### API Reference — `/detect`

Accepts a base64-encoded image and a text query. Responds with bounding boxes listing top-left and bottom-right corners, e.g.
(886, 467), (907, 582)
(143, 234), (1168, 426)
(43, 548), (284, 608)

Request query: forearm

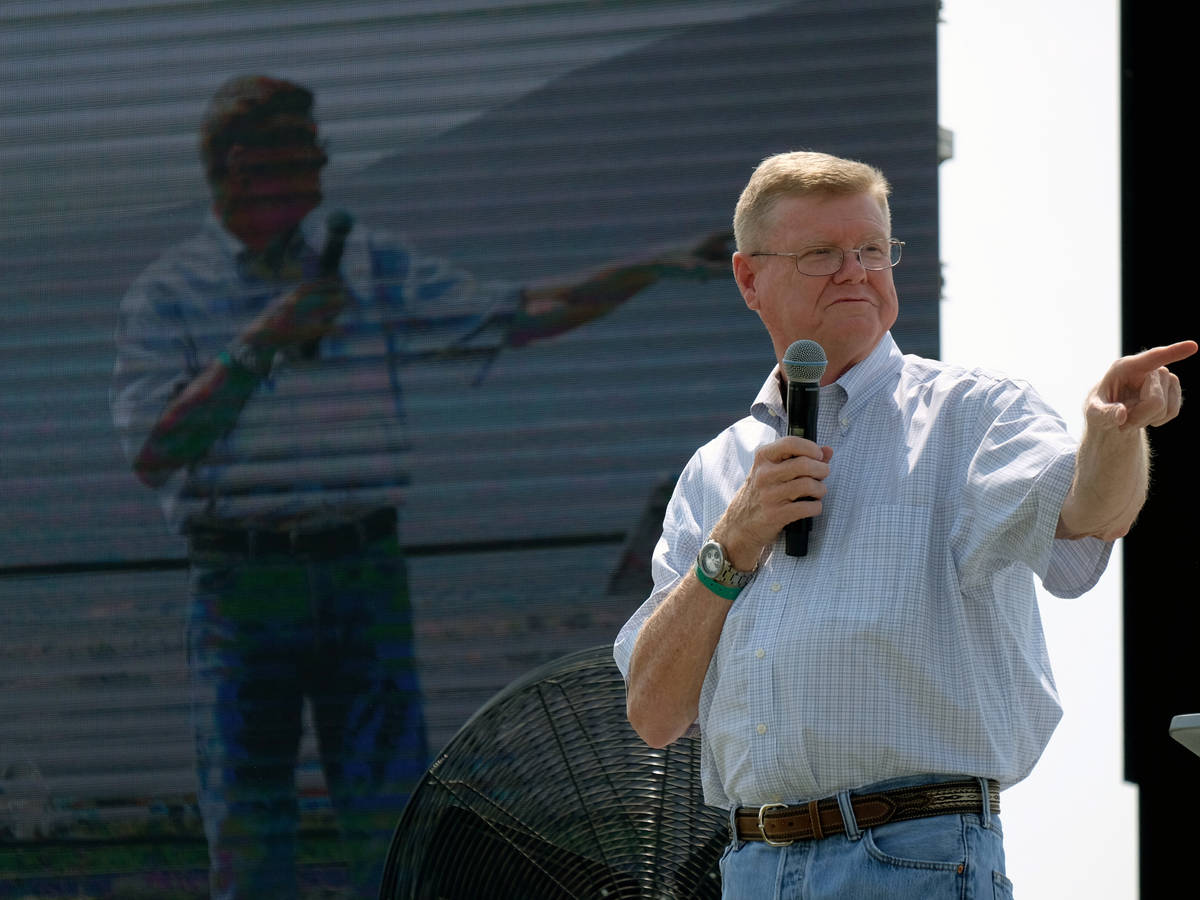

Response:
(1057, 339), (1195, 539)
(1057, 424), (1149, 541)
(625, 436), (832, 746)
(511, 235), (727, 345)
(132, 353), (262, 488)
(626, 571), (733, 748)
(511, 263), (661, 345)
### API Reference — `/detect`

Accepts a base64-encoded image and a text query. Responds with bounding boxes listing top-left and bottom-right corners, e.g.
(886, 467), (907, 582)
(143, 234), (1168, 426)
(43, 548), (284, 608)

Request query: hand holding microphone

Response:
(238, 212), (352, 363)
(709, 340), (830, 571)
(299, 210), (353, 359)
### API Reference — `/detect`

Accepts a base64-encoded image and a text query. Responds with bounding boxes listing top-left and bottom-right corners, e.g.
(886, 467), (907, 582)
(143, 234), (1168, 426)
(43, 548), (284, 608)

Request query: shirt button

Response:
(770, 583), (782, 592)
(755, 648), (765, 659)
(756, 723), (768, 735)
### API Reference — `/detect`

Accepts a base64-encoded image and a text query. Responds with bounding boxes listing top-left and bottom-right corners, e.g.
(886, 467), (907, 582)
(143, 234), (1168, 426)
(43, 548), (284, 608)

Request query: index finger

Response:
(1121, 340), (1198, 374)
(763, 435), (826, 462)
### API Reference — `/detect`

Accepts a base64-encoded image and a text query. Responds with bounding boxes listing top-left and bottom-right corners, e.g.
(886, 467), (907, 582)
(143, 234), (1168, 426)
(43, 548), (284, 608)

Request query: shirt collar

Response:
(750, 364), (787, 426)
(203, 208), (244, 260)
(835, 331), (904, 413)
(751, 332), (904, 427)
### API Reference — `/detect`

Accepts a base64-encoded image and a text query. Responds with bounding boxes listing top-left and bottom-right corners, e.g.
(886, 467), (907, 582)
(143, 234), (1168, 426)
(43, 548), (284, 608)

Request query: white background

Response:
(938, 1), (1138, 897)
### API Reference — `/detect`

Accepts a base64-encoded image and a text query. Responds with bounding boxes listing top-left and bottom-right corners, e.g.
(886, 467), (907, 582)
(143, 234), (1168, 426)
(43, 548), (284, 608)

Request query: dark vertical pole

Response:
(1121, 3), (1200, 896)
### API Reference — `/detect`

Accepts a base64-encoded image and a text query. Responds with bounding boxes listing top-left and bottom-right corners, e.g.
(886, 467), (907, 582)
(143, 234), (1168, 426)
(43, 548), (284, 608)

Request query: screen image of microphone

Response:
(301, 210), (354, 360)
(782, 339), (827, 557)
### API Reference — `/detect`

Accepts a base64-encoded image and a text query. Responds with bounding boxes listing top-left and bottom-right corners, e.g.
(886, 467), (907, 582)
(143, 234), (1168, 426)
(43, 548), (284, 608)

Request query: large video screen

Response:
(0, 1), (939, 895)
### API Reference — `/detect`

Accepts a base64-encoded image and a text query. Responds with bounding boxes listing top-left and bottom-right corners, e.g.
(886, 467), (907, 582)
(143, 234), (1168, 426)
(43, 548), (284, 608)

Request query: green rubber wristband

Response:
(694, 562), (742, 601)
(217, 346), (270, 381)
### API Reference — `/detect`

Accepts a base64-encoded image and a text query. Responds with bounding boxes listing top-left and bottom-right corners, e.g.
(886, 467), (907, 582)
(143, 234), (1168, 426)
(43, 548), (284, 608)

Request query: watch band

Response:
(220, 340), (274, 379)
(695, 562), (743, 601)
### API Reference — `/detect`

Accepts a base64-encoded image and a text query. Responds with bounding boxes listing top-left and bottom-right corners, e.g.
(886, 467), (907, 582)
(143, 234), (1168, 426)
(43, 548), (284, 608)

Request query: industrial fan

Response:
(378, 644), (727, 898)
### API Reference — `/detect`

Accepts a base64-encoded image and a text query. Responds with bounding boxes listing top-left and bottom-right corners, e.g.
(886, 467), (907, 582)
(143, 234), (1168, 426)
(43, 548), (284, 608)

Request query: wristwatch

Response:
(696, 539), (757, 600)
(223, 339), (275, 379)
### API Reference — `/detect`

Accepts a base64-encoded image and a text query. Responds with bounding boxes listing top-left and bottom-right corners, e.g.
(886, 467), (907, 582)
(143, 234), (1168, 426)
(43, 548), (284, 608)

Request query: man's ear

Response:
(732, 251), (759, 311)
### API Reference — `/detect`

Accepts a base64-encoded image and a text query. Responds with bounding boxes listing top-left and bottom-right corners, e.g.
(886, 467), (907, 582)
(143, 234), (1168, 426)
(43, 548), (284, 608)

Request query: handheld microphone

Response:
(782, 339), (827, 557)
(318, 209), (353, 277)
(301, 210), (354, 360)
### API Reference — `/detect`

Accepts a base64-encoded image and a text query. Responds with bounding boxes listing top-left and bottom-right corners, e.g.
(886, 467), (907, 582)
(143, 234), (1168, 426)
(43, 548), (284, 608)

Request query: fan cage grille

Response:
(381, 645), (726, 899)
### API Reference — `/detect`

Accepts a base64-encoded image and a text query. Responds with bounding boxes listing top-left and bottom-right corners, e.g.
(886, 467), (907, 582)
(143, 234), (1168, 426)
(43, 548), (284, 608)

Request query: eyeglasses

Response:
(750, 239), (903, 276)
(236, 138), (330, 176)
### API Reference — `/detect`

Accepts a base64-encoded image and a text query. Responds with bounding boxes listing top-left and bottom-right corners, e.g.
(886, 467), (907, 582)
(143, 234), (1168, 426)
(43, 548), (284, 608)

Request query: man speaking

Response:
(615, 150), (1193, 898)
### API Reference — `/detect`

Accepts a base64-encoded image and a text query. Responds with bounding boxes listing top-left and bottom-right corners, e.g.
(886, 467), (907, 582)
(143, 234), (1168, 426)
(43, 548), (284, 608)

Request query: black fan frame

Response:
(379, 645), (727, 899)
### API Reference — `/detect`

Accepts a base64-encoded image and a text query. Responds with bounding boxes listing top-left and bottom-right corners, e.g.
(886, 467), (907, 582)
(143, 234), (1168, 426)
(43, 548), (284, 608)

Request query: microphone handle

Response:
(784, 379), (820, 557)
(300, 218), (352, 360)
(318, 232), (348, 278)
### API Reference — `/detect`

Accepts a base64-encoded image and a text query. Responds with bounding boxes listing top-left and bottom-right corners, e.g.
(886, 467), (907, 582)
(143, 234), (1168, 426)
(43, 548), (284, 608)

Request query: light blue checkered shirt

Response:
(111, 210), (519, 531)
(614, 333), (1111, 810)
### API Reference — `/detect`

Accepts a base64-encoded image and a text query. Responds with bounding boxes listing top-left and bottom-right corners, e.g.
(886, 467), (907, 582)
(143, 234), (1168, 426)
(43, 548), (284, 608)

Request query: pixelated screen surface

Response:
(0, 2), (939, 894)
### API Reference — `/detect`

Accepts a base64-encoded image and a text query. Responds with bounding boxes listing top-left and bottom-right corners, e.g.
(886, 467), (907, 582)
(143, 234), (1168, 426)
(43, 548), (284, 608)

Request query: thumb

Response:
(1088, 394), (1129, 429)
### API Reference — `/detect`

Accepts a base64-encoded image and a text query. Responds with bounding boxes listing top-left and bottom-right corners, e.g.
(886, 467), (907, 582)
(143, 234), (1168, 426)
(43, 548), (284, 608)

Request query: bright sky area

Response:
(938, 1), (1137, 897)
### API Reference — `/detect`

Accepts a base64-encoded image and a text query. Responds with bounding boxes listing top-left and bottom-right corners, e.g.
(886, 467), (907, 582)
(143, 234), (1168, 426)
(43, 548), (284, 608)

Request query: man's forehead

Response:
(770, 192), (889, 238)
(239, 112), (319, 146)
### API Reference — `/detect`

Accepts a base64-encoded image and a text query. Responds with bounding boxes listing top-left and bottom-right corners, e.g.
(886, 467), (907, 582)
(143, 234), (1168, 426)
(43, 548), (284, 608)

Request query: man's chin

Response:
(809, 324), (887, 363)
(258, 196), (322, 232)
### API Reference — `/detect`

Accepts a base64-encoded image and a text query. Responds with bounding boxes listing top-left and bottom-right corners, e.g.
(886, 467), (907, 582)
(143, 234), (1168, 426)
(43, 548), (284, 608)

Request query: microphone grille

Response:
(326, 209), (353, 236)
(782, 339), (827, 384)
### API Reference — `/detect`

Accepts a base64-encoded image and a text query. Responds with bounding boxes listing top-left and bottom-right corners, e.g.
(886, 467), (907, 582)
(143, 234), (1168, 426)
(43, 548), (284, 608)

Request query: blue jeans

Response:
(720, 777), (1014, 899)
(188, 535), (428, 899)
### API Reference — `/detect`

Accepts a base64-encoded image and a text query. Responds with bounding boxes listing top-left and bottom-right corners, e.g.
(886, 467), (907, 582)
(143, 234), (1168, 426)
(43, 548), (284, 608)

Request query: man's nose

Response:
(832, 248), (868, 281)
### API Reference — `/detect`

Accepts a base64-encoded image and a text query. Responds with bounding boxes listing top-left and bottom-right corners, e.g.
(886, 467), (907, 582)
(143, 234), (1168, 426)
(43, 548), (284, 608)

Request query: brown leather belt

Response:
(734, 779), (999, 845)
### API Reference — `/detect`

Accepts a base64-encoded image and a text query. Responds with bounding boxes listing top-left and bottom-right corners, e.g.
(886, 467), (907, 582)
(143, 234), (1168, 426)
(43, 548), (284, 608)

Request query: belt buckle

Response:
(757, 802), (794, 847)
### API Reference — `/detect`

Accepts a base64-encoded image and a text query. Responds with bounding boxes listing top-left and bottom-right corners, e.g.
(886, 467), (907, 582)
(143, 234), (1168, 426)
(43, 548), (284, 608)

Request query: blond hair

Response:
(733, 151), (892, 251)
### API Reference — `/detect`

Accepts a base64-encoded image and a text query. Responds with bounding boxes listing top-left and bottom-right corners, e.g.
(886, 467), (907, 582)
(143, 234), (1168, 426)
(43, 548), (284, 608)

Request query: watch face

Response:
(699, 542), (724, 577)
